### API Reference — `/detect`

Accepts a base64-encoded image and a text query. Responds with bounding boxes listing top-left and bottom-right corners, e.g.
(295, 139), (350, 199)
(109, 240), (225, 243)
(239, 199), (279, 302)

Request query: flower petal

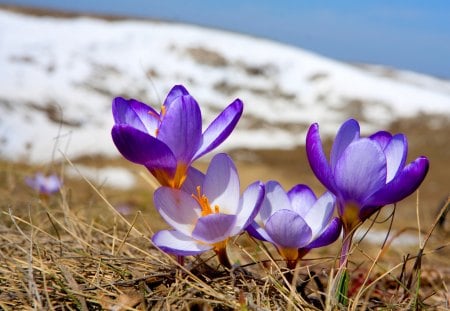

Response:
(334, 138), (387, 204)
(287, 184), (317, 217)
(154, 187), (201, 236)
(361, 156), (429, 219)
(181, 166), (205, 195)
(26, 173), (61, 194)
(192, 213), (236, 244)
(307, 217), (342, 249)
(157, 95), (202, 163)
(256, 181), (290, 225)
(163, 85), (189, 108)
(230, 181), (265, 236)
(370, 131), (392, 150)
(44, 175), (62, 193)
(303, 191), (336, 239)
(330, 118), (360, 170)
(384, 134), (407, 182)
(112, 125), (176, 171)
(193, 99), (243, 160)
(306, 123), (337, 193)
(203, 153), (240, 214)
(152, 230), (212, 256)
(112, 97), (159, 135)
(246, 222), (275, 243)
(265, 209), (312, 249)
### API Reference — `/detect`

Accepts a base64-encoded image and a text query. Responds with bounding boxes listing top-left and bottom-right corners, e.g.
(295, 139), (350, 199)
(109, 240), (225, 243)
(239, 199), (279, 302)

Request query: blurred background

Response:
(2, 0), (450, 77)
(0, 0), (448, 254)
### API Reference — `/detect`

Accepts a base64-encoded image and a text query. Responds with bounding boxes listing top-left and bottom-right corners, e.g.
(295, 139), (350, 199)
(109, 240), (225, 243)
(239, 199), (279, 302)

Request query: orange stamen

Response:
(148, 106), (167, 137)
(147, 109), (159, 118)
(192, 186), (220, 216)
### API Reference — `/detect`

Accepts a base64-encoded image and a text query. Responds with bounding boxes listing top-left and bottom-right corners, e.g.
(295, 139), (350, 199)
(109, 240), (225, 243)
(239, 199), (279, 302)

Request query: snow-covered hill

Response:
(1, 8), (449, 163)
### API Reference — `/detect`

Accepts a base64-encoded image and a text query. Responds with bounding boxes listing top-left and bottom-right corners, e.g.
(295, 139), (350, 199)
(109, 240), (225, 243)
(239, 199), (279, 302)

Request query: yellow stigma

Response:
(192, 186), (220, 216)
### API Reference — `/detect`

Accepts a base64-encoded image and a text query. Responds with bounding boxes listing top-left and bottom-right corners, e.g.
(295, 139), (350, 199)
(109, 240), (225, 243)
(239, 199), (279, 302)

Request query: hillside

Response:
(0, 8), (449, 164)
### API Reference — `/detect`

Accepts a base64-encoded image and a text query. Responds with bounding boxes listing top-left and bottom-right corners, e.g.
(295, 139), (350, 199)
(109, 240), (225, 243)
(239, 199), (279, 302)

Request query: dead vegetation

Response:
(0, 153), (449, 310)
(0, 114), (448, 310)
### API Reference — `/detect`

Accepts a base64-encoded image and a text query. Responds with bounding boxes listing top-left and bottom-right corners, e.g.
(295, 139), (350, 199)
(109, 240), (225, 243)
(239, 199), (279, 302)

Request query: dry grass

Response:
(0, 158), (448, 310)
(0, 115), (449, 310)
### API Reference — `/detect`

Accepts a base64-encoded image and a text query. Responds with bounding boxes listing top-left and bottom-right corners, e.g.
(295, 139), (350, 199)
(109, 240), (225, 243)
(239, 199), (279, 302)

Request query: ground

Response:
(0, 114), (449, 310)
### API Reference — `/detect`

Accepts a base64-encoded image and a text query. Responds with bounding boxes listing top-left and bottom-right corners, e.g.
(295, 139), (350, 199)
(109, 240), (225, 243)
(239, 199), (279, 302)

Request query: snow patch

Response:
(1, 9), (449, 163)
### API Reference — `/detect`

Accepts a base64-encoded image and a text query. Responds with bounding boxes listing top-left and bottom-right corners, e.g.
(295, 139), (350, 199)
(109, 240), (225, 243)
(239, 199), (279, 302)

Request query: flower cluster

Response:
(111, 85), (429, 276)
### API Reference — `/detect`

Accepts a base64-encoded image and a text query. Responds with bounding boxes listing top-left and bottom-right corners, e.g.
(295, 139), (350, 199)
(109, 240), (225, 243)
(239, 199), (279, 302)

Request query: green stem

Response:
(336, 268), (350, 306)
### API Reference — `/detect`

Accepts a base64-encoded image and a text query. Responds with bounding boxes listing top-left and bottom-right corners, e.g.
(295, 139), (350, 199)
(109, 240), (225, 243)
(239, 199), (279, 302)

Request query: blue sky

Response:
(2, 0), (450, 78)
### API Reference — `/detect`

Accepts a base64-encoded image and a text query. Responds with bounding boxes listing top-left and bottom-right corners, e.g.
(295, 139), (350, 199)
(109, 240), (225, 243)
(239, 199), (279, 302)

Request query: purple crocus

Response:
(26, 173), (62, 196)
(152, 153), (265, 268)
(111, 85), (243, 189)
(248, 181), (341, 268)
(306, 118), (429, 266)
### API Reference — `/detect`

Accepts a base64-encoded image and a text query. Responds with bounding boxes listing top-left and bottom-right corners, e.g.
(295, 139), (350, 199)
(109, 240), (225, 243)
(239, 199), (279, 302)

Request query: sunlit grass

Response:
(0, 153), (448, 310)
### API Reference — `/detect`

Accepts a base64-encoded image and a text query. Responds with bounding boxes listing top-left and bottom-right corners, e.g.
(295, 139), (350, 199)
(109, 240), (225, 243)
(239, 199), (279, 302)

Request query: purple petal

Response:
(163, 85), (189, 108)
(112, 125), (176, 171)
(203, 153), (240, 215)
(193, 99), (243, 160)
(152, 230), (212, 256)
(334, 138), (387, 204)
(247, 222), (275, 243)
(265, 209), (312, 249)
(230, 181), (265, 236)
(157, 95), (202, 164)
(26, 173), (61, 194)
(181, 166), (205, 195)
(307, 217), (342, 249)
(25, 176), (38, 190)
(303, 191), (336, 239)
(256, 181), (290, 225)
(384, 134), (407, 182)
(192, 213), (236, 244)
(288, 184), (317, 217)
(112, 97), (159, 135)
(361, 156), (429, 218)
(330, 119), (360, 170)
(44, 175), (62, 193)
(154, 187), (201, 236)
(370, 131), (392, 150)
(306, 123), (337, 193)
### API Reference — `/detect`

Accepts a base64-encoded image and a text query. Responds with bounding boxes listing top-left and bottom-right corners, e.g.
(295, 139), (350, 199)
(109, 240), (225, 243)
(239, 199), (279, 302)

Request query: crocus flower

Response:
(111, 85), (243, 188)
(306, 118), (429, 266)
(248, 181), (341, 268)
(26, 173), (62, 196)
(152, 153), (265, 268)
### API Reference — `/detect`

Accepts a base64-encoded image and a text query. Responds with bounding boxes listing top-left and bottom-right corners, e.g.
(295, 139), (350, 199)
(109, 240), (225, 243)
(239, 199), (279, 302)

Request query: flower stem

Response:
(285, 259), (298, 284)
(286, 259), (298, 270)
(215, 246), (232, 269)
(336, 230), (354, 307)
(339, 230), (354, 268)
(176, 255), (184, 267)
